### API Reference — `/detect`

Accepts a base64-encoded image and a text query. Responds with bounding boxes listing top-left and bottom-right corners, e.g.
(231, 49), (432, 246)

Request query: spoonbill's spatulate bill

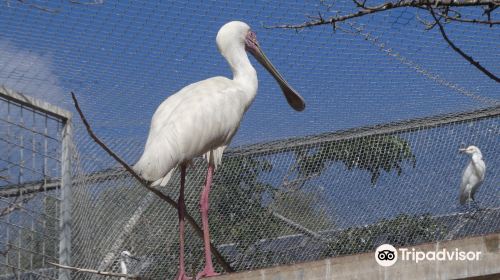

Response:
(458, 145), (486, 207)
(133, 21), (305, 280)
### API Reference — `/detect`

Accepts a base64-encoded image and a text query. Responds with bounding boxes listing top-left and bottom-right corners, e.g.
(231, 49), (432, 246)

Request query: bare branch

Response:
(49, 262), (140, 279)
(7, 0), (105, 13)
(437, 11), (500, 24)
(320, 0), (335, 11)
(14, 0), (58, 13)
(269, 0), (499, 82)
(429, 8), (500, 82)
(268, 0), (499, 29)
(68, 0), (104, 5)
(352, 0), (367, 8)
(416, 13), (438, 29)
(70, 92), (234, 273)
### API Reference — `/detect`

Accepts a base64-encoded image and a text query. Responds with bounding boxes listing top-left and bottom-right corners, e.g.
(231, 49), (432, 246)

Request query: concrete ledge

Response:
(213, 233), (499, 280)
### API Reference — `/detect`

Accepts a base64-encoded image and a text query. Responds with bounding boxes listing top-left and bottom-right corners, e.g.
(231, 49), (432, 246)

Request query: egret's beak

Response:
(459, 148), (467, 153)
(129, 255), (140, 261)
(246, 32), (305, 111)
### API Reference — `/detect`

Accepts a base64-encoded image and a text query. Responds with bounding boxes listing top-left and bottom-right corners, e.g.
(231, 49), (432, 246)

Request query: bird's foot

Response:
(175, 270), (192, 280)
(195, 268), (219, 280)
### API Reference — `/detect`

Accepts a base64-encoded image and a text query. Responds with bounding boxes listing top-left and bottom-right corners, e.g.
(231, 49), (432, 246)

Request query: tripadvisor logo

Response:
(375, 244), (398, 267)
(375, 244), (482, 267)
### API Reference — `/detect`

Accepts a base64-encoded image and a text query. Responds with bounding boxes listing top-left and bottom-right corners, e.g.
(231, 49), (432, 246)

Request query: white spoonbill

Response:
(133, 21), (305, 280)
(458, 145), (486, 207)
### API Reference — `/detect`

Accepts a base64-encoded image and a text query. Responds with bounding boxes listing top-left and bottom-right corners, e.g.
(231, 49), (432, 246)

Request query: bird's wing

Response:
(459, 183), (471, 205)
(134, 77), (245, 182)
(469, 158), (486, 200)
(459, 163), (473, 204)
(475, 158), (486, 181)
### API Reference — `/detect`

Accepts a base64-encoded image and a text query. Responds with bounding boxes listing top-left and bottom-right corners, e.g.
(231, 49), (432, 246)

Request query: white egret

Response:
(458, 145), (486, 207)
(133, 21), (305, 280)
(119, 250), (139, 280)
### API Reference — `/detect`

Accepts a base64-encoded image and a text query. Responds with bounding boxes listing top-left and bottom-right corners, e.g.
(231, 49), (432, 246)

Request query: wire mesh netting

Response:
(0, 87), (73, 280)
(0, 1), (498, 279)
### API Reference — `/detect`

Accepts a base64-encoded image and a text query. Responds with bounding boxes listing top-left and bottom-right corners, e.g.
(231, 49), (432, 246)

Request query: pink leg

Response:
(196, 164), (219, 280)
(176, 165), (191, 280)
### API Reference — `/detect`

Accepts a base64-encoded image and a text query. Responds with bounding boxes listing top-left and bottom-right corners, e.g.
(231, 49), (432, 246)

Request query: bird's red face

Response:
(244, 30), (305, 112)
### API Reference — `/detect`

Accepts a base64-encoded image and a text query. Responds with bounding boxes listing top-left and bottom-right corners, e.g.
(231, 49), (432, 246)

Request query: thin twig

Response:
(14, 0), (59, 13)
(49, 262), (140, 279)
(437, 10), (500, 24)
(416, 12), (438, 29)
(71, 92), (234, 272)
(68, 0), (104, 5)
(429, 8), (500, 82)
(267, 0), (499, 29)
(269, 0), (500, 82)
(9, 0), (104, 13)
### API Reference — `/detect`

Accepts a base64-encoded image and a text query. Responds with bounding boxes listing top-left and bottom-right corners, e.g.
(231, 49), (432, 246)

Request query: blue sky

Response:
(0, 1), (498, 209)
(0, 1), (497, 149)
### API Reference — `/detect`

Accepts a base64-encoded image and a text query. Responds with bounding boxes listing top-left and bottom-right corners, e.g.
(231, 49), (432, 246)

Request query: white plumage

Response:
(133, 77), (247, 186)
(132, 21), (305, 280)
(458, 145), (486, 205)
(133, 21), (304, 187)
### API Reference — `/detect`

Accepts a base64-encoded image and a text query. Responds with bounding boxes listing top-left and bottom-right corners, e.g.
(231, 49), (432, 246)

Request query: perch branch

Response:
(49, 262), (140, 279)
(429, 8), (500, 82)
(71, 92), (234, 272)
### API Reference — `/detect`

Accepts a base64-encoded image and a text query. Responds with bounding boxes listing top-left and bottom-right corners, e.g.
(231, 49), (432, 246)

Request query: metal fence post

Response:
(59, 120), (73, 280)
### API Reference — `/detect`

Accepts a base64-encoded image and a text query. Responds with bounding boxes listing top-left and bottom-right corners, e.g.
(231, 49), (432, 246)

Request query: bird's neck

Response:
(224, 46), (258, 95)
(120, 260), (127, 274)
(472, 153), (483, 163)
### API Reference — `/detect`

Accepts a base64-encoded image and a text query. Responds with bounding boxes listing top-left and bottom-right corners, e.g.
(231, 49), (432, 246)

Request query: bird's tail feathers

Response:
(459, 195), (467, 205)
(151, 168), (176, 187)
(133, 147), (175, 182)
(459, 190), (469, 205)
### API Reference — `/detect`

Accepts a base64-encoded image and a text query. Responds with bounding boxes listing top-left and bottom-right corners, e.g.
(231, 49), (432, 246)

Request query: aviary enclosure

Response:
(0, 1), (498, 279)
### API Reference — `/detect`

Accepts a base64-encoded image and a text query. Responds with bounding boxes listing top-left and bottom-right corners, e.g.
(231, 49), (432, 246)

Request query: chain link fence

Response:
(0, 87), (73, 280)
(70, 106), (499, 279)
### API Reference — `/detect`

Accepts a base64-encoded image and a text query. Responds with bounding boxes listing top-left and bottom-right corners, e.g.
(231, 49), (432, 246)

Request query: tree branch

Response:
(14, 0), (58, 13)
(71, 92), (234, 272)
(49, 262), (140, 279)
(68, 0), (104, 5)
(268, 0), (499, 29)
(7, 0), (104, 13)
(429, 8), (500, 82)
(268, 0), (499, 82)
(438, 12), (500, 25)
